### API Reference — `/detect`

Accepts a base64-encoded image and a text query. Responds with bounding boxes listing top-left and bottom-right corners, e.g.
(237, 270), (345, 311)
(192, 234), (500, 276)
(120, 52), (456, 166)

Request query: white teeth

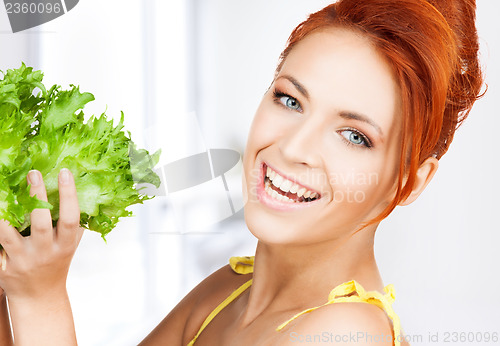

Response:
(265, 166), (319, 202)
(297, 187), (306, 198)
(269, 169), (276, 180)
(279, 179), (292, 193)
(272, 174), (283, 188)
(271, 190), (280, 200)
(265, 181), (294, 203)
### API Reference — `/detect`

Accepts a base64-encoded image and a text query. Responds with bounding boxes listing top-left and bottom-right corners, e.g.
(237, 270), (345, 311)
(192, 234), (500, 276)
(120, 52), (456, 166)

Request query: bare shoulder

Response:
(277, 302), (395, 346)
(139, 263), (252, 346)
(182, 263), (253, 342)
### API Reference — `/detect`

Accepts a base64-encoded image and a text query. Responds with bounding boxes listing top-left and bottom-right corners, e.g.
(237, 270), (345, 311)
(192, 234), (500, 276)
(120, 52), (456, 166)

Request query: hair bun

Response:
(426, 0), (484, 135)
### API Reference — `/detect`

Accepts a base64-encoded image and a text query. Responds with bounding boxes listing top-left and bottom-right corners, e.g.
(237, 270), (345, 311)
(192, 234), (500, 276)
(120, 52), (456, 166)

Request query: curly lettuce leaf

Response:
(0, 64), (160, 239)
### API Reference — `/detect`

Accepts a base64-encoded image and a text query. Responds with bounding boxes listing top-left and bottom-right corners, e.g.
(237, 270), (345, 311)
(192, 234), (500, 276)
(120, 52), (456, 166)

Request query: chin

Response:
(242, 201), (326, 247)
(243, 202), (293, 245)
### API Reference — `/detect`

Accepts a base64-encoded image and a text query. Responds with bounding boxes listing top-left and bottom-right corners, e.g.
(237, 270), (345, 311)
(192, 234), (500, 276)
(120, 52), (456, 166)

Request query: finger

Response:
(74, 226), (84, 246)
(0, 248), (6, 271)
(0, 220), (23, 255)
(28, 170), (53, 245)
(56, 169), (82, 246)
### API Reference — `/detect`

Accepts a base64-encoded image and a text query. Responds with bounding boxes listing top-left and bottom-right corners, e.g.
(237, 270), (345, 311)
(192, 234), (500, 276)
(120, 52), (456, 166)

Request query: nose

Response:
(278, 116), (322, 168)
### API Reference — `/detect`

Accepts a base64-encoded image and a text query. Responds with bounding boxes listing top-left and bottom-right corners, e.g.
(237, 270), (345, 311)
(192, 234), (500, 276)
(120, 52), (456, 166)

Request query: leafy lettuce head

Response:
(0, 63), (161, 239)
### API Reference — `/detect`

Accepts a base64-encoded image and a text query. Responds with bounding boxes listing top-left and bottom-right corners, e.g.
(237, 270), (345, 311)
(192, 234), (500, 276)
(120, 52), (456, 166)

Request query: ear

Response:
(398, 156), (439, 206)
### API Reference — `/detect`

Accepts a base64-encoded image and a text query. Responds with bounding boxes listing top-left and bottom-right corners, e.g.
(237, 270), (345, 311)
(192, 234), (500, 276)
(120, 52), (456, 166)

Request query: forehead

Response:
(279, 28), (401, 135)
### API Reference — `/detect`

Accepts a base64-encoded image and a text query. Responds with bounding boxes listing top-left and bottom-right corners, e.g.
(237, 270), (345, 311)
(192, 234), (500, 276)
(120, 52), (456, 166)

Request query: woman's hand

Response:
(0, 168), (83, 299)
(0, 168), (83, 345)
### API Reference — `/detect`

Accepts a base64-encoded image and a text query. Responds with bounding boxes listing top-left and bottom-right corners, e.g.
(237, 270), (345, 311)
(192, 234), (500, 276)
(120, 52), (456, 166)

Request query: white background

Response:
(0, 0), (499, 345)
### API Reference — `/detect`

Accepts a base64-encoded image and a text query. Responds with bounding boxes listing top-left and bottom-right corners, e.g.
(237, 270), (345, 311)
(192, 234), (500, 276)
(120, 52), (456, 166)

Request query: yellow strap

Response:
(275, 280), (401, 346)
(186, 278), (253, 346)
(229, 256), (255, 274)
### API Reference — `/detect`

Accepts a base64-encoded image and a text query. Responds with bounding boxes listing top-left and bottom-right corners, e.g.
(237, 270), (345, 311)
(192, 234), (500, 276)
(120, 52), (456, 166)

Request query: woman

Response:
(0, 0), (483, 345)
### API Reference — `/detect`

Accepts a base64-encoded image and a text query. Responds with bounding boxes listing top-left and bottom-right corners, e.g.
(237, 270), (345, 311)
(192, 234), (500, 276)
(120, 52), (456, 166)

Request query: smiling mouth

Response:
(263, 164), (320, 203)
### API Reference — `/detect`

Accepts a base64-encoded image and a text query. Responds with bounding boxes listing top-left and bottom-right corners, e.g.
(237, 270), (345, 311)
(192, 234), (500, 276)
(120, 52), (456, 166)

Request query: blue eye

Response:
(281, 96), (300, 110)
(339, 129), (372, 148)
(273, 89), (302, 112)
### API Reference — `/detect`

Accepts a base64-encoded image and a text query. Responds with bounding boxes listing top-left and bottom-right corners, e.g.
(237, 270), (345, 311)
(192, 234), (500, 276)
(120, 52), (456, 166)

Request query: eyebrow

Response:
(276, 75), (310, 99)
(339, 111), (383, 137)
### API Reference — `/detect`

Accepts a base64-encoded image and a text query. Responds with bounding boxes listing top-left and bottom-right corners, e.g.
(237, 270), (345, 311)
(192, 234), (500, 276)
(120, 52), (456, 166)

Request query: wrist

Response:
(5, 280), (67, 302)
(8, 289), (77, 346)
(8, 287), (70, 311)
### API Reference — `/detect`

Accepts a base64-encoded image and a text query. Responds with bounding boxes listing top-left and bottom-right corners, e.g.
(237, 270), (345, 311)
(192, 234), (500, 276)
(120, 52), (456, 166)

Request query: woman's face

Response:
(243, 28), (403, 246)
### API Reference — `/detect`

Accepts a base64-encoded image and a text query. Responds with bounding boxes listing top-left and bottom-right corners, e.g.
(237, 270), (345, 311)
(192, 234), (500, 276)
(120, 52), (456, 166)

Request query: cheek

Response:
(247, 107), (278, 147)
(242, 103), (273, 193)
(245, 98), (297, 154)
(324, 153), (398, 208)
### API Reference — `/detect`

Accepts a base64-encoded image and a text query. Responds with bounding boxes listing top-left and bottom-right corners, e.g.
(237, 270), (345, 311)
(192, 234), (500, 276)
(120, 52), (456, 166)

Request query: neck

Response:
(239, 223), (384, 327)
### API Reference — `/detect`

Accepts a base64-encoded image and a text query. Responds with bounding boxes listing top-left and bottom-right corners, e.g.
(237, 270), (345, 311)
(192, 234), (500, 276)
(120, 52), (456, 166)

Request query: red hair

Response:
(275, 0), (484, 224)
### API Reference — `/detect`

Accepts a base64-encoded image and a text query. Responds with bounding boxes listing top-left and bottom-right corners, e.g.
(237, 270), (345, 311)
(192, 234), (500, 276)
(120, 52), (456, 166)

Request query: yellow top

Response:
(187, 256), (402, 346)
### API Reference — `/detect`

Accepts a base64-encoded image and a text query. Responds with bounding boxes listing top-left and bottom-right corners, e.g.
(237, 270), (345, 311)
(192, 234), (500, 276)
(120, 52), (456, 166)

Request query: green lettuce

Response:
(0, 63), (160, 239)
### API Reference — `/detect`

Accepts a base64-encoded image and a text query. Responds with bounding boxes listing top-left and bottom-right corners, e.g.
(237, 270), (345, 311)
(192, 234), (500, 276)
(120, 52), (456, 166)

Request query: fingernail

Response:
(28, 170), (41, 186)
(60, 168), (71, 184)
